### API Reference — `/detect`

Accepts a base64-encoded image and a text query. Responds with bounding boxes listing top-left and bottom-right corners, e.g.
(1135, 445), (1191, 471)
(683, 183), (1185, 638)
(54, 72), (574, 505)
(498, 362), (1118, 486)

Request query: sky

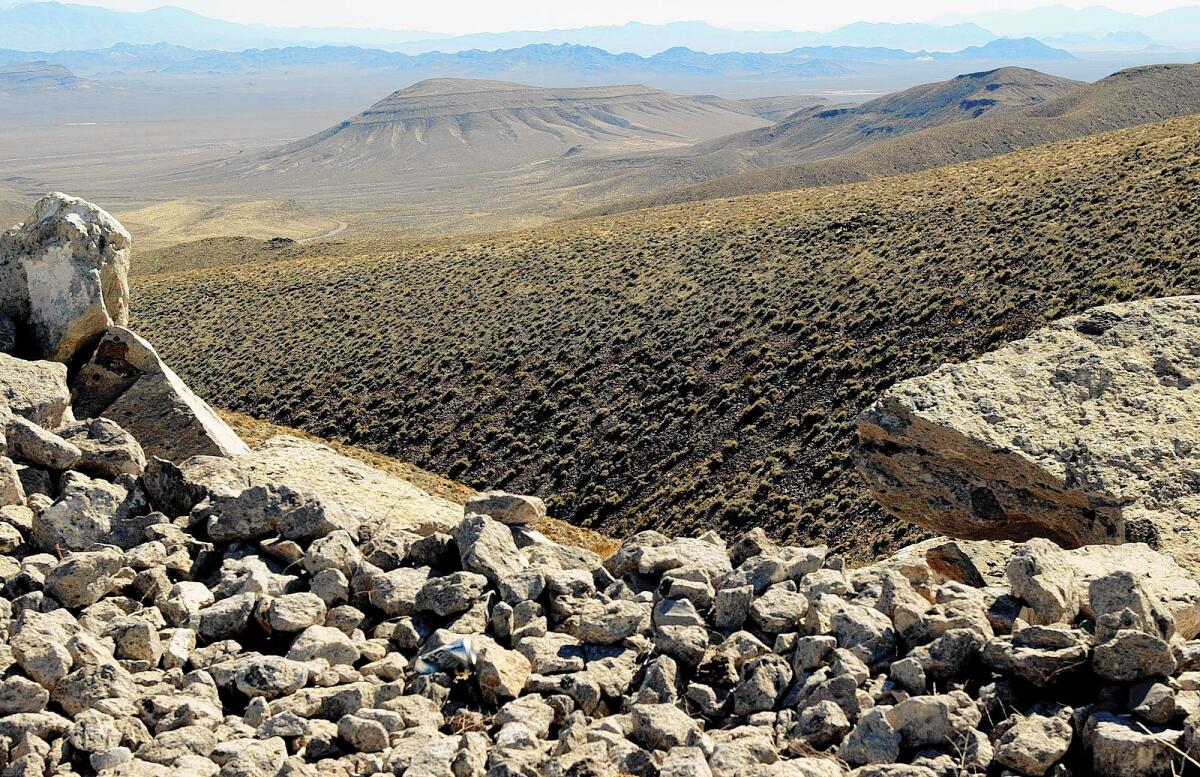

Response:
(43, 0), (1200, 34)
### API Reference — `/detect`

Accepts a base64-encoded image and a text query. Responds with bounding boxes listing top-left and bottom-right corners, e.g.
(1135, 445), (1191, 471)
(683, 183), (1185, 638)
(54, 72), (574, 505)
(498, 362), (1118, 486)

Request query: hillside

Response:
(0, 60), (90, 93)
(594, 62), (1200, 215)
(131, 112), (1200, 560)
(200, 78), (772, 191)
(551, 67), (1081, 200)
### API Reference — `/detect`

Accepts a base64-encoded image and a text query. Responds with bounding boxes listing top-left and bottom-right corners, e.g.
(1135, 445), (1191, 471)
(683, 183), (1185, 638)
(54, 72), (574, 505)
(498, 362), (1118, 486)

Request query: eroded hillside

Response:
(132, 113), (1200, 560)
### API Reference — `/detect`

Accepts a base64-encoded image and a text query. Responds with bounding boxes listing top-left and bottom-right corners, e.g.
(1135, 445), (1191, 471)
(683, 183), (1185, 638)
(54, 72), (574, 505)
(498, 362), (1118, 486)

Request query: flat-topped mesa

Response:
(857, 296), (1200, 575)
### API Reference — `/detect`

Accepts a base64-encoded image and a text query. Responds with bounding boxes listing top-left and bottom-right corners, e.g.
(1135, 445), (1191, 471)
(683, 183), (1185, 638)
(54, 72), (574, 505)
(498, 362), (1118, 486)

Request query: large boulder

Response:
(0, 193), (129, 364)
(71, 326), (248, 462)
(857, 297), (1200, 575)
(235, 435), (461, 538)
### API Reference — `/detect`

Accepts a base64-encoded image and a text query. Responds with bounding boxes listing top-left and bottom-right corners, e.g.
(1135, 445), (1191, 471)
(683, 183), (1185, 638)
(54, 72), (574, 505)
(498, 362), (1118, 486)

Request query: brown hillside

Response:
(132, 113), (1200, 561)
(590, 63), (1200, 215)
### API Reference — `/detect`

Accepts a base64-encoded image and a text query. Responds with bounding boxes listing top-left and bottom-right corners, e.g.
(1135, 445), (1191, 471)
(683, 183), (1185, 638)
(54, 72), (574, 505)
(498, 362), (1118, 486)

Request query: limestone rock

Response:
(857, 296), (1200, 574)
(464, 491), (546, 526)
(0, 193), (130, 364)
(236, 435), (459, 538)
(0, 354), (70, 427)
(57, 417), (145, 478)
(72, 326), (248, 462)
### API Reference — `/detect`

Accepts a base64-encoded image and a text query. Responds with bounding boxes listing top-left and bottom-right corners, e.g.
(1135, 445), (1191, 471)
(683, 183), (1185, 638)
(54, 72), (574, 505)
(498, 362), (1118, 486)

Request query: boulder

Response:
(71, 326), (248, 462)
(0, 354), (70, 428)
(235, 435), (460, 538)
(464, 491), (546, 525)
(857, 297), (1200, 574)
(0, 193), (129, 364)
(57, 417), (145, 478)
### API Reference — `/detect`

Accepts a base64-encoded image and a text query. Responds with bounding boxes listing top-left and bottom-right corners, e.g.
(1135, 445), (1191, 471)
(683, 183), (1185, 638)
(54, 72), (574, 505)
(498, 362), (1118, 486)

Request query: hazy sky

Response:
(55, 0), (1197, 34)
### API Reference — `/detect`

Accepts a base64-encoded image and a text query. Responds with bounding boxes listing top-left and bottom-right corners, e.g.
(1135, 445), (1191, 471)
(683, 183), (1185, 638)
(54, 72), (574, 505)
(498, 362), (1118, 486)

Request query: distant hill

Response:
(539, 67), (1081, 207)
(593, 63), (1200, 215)
(0, 60), (91, 92)
(132, 113), (1200, 559)
(205, 78), (773, 187)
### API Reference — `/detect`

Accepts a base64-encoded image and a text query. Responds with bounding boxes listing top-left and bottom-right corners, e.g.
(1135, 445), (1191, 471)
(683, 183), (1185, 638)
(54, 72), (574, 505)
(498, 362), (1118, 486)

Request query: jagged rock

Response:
(1093, 629), (1176, 681)
(630, 703), (703, 750)
(4, 414), (80, 470)
(234, 657), (310, 699)
(43, 548), (124, 608)
(0, 193), (130, 364)
(32, 470), (140, 551)
(57, 417), (145, 478)
(287, 625), (358, 665)
(1085, 712), (1179, 777)
(476, 639), (531, 705)
(839, 708), (901, 766)
(885, 691), (981, 748)
(265, 593), (327, 633)
(72, 326), (248, 461)
(203, 481), (358, 543)
(857, 297), (1200, 575)
(453, 513), (527, 584)
(416, 571), (489, 617)
(993, 711), (1073, 775)
(464, 491), (546, 525)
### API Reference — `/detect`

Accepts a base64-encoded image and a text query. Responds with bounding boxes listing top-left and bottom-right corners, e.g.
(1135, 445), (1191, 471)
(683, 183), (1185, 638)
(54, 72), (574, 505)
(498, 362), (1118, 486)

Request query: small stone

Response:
(415, 571), (489, 616)
(338, 714), (389, 753)
(994, 712), (1073, 775)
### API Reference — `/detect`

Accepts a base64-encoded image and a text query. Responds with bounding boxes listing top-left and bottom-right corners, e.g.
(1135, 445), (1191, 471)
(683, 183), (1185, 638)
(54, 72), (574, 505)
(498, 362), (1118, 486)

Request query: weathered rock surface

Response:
(0, 193), (130, 364)
(858, 296), (1200, 576)
(236, 435), (460, 538)
(72, 326), (249, 462)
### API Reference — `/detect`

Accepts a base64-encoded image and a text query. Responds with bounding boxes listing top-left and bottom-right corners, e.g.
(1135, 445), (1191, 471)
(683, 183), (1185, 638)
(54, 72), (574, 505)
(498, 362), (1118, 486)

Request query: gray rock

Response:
(197, 592), (256, 640)
(732, 654), (792, 715)
(287, 625), (359, 665)
(0, 353), (70, 428)
(57, 417), (145, 478)
(464, 491), (546, 525)
(630, 703), (703, 751)
(267, 593), (327, 633)
(839, 708), (901, 766)
(1085, 712), (1179, 777)
(994, 711), (1073, 775)
(856, 297), (1200, 577)
(338, 714), (389, 753)
(750, 585), (809, 633)
(415, 571), (489, 617)
(235, 656), (310, 699)
(44, 548), (124, 608)
(453, 513), (527, 585)
(794, 699), (851, 749)
(0, 193), (130, 364)
(886, 691), (982, 748)
(5, 415), (80, 471)
(1093, 629), (1176, 681)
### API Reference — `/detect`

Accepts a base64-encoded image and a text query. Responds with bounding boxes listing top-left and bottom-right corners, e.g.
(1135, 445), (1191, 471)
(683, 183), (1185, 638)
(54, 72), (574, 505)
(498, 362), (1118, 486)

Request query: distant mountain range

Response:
(0, 2), (443, 52)
(934, 5), (1200, 47)
(0, 38), (1074, 82)
(2, 2), (1196, 55)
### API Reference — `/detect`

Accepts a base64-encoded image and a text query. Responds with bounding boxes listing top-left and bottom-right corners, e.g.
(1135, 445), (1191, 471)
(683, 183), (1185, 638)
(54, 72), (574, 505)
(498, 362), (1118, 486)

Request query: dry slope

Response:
(592, 63), (1200, 215)
(132, 113), (1200, 560)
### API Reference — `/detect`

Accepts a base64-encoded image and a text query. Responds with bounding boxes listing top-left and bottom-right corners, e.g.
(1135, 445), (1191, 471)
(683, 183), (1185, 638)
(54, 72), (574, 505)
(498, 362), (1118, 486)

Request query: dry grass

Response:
(219, 408), (618, 557)
(132, 113), (1200, 561)
(117, 198), (340, 252)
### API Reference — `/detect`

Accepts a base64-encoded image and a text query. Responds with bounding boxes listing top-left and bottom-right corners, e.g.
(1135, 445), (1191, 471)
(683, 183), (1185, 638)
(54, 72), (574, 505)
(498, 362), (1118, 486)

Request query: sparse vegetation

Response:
(133, 113), (1200, 561)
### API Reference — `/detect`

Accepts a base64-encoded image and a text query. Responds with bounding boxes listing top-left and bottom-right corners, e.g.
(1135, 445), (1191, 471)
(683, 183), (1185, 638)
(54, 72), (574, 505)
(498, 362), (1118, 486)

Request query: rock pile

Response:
(0, 195), (1195, 776)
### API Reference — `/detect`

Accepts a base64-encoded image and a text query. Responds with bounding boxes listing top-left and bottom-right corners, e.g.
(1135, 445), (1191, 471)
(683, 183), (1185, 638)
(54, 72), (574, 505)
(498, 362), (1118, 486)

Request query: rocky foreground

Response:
(0, 194), (1196, 776)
